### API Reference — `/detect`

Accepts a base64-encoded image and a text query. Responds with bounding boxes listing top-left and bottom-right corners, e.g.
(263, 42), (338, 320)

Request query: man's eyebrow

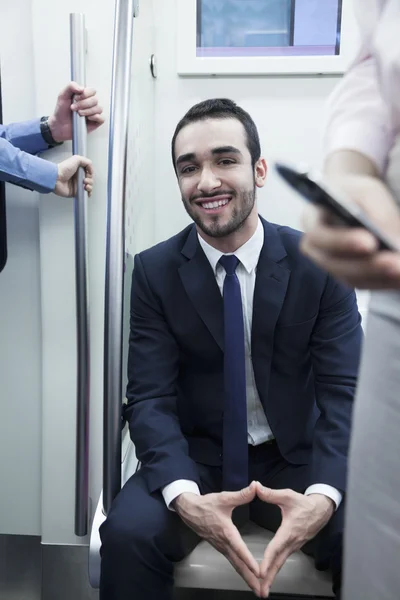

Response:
(176, 146), (242, 167)
(212, 146), (241, 156)
(176, 152), (196, 166)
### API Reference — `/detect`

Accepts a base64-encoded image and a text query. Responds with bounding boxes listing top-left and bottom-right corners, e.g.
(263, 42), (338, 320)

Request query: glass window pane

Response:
(294, 0), (341, 55)
(197, 0), (292, 57)
(196, 0), (342, 58)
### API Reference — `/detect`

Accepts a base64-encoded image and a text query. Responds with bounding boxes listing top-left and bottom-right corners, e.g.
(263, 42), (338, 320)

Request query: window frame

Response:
(177, 0), (359, 76)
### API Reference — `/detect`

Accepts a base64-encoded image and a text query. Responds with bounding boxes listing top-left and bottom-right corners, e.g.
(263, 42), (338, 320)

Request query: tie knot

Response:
(219, 254), (240, 276)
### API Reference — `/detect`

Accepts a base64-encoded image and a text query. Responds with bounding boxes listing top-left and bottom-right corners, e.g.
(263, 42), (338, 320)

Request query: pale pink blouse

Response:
(324, 0), (400, 175)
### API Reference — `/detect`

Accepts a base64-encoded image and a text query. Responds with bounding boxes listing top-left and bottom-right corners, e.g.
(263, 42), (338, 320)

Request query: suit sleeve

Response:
(309, 278), (363, 493)
(125, 254), (201, 493)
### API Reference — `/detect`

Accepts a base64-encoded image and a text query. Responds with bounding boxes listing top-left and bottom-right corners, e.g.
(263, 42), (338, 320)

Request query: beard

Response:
(182, 186), (256, 239)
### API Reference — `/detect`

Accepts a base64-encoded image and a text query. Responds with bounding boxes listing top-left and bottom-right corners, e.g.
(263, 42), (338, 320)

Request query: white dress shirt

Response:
(162, 218), (342, 510)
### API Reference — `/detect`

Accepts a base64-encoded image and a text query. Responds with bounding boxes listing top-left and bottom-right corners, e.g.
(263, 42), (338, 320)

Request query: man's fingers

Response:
(75, 87), (97, 101)
(61, 156), (93, 179)
(260, 533), (286, 579)
(84, 173), (94, 195)
(222, 481), (257, 508)
(225, 524), (260, 578)
(225, 551), (261, 597)
(77, 157), (94, 177)
(259, 527), (292, 595)
(79, 105), (104, 118)
(72, 96), (98, 111)
(260, 547), (290, 597)
(87, 113), (106, 126)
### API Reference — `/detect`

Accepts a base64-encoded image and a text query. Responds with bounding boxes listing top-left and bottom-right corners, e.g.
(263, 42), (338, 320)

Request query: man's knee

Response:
(100, 477), (179, 562)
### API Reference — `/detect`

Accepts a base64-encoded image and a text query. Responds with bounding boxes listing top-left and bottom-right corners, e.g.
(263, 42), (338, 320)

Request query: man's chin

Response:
(197, 220), (235, 239)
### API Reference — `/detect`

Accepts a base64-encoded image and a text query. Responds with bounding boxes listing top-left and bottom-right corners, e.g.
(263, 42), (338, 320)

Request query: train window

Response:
(196, 0), (342, 58)
(177, 0), (358, 76)
(0, 68), (7, 274)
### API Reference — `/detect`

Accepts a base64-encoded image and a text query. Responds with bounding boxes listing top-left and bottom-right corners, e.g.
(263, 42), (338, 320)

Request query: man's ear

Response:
(255, 158), (268, 189)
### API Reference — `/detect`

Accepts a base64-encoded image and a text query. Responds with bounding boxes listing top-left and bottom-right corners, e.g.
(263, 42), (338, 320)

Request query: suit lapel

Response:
(252, 219), (290, 397)
(179, 226), (224, 350)
(178, 220), (290, 357)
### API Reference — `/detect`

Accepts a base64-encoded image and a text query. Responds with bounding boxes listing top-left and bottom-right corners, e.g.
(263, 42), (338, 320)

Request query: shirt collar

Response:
(198, 217), (264, 275)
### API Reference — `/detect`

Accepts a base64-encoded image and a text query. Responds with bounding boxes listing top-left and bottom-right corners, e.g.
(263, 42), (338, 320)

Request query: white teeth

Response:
(202, 198), (229, 209)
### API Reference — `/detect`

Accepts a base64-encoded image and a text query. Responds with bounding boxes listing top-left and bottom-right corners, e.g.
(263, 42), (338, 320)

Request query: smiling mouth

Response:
(195, 196), (232, 211)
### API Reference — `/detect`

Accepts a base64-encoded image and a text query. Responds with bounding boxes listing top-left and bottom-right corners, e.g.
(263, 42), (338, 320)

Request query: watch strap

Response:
(40, 116), (63, 148)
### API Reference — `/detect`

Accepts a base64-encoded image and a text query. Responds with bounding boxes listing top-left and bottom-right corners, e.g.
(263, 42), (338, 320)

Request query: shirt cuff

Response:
(304, 484), (343, 510)
(26, 153), (58, 194)
(162, 480), (201, 511)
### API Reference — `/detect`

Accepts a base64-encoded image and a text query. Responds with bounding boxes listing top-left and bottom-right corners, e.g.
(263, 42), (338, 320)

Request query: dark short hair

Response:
(171, 98), (261, 172)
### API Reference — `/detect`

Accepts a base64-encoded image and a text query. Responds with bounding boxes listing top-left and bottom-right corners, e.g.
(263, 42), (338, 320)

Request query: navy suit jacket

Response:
(125, 217), (362, 495)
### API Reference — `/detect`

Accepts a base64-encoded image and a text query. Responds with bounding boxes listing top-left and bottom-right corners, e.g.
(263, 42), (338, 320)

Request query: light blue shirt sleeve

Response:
(0, 118), (49, 155)
(0, 121), (58, 193)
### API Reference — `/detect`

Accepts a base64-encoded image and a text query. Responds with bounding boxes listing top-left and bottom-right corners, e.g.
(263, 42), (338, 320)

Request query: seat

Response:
(175, 522), (333, 596)
(89, 429), (333, 597)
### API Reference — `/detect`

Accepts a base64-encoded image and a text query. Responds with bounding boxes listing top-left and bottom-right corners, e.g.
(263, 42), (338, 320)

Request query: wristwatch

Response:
(40, 116), (63, 148)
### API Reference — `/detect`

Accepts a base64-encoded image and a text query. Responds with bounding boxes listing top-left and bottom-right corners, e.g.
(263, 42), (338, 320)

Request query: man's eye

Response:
(219, 159), (235, 165)
(181, 166), (196, 174)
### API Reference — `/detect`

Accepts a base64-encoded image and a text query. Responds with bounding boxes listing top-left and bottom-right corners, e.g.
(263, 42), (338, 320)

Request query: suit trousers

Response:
(99, 441), (343, 600)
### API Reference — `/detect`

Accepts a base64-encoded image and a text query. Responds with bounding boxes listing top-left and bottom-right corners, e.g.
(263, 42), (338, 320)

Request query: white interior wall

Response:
(0, 0), (156, 544)
(124, 0), (156, 392)
(31, 0), (115, 545)
(0, 0), (43, 536)
(151, 0), (369, 315)
(32, 0), (156, 545)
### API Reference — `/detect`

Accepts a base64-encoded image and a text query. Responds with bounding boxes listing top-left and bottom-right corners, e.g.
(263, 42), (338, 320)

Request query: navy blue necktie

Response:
(219, 255), (248, 491)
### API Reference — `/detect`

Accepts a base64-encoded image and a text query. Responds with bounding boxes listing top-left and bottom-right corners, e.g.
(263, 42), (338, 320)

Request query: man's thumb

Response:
(223, 481), (257, 507)
(57, 82), (84, 104)
(256, 483), (291, 505)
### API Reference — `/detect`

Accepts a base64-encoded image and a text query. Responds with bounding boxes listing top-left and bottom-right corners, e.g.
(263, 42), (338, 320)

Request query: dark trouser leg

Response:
(248, 442), (343, 598)
(99, 465), (220, 600)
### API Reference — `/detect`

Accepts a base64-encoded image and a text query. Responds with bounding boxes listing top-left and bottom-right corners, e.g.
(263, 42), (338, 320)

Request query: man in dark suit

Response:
(99, 99), (362, 599)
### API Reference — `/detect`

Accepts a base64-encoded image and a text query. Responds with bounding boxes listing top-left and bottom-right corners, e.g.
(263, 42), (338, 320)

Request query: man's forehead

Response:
(175, 118), (247, 155)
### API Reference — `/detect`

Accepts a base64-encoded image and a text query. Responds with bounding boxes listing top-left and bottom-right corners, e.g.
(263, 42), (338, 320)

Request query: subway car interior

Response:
(0, 0), (369, 599)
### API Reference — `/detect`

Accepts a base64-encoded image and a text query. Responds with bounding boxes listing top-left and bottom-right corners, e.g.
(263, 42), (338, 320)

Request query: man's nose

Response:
(197, 167), (221, 193)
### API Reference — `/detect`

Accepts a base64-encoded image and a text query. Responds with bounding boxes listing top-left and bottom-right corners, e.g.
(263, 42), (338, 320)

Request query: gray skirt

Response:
(343, 140), (400, 599)
(343, 290), (400, 600)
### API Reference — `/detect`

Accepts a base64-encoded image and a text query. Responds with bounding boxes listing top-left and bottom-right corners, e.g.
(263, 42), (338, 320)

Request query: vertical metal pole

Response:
(70, 12), (90, 537)
(103, 0), (135, 515)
